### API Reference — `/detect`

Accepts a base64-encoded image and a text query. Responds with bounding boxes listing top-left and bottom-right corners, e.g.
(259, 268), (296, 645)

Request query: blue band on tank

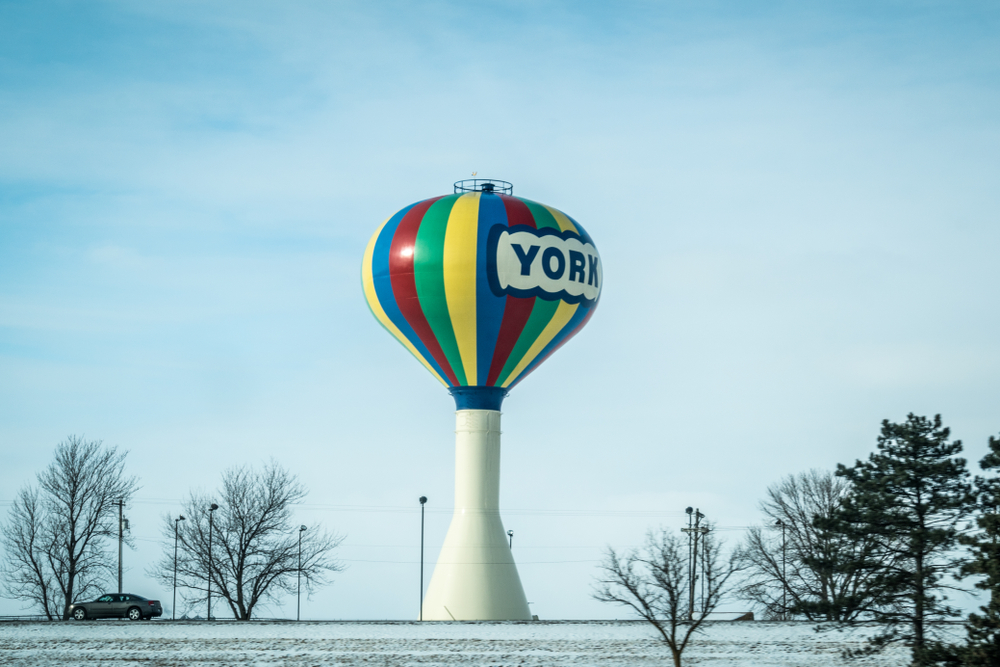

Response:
(449, 386), (508, 411)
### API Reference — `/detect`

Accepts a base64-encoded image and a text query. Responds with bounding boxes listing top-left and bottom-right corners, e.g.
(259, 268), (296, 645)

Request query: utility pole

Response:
(684, 508), (693, 619)
(507, 529), (513, 549)
(681, 508), (705, 620)
(700, 522), (710, 612)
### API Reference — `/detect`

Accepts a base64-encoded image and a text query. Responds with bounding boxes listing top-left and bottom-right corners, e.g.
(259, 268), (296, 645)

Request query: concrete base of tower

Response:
(420, 409), (531, 621)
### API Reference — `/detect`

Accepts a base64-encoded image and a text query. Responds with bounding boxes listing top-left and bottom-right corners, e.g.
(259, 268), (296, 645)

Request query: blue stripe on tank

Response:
(474, 192), (509, 387)
(371, 201), (452, 383)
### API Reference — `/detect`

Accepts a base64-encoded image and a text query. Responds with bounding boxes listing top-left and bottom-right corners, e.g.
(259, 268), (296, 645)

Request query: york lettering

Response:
(542, 247), (566, 280)
(507, 245), (596, 285)
(568, 250), (586, 283)
(490, 227), (602, 304)
(511, 244), (539, 276)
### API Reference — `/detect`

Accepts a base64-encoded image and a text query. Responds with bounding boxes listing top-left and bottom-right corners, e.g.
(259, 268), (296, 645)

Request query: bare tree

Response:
(737, 469), (900, 621)
(0, 436), (137, 619)
(0, 487), (59, 618)
(594, 527), (744, 667)
(152, 461), (343, 620)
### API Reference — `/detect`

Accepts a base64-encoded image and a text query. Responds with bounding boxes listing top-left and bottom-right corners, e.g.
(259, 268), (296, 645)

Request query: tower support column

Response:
(420, 409), (531, 620)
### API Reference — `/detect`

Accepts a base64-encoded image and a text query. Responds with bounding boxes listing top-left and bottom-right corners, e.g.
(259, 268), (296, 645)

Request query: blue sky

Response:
(1, 0), (998, 619)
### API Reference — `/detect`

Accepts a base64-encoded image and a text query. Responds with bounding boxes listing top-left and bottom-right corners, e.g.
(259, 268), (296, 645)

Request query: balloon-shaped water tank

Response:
(361, 179), (602, 620)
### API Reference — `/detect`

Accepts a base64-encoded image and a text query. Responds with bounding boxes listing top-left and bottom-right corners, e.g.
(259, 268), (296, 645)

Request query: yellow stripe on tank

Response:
(362, 217), (447, 387)
(443, 192), (480, 385)
(545, 205), (578, 234)
(500, 300), (579, 388)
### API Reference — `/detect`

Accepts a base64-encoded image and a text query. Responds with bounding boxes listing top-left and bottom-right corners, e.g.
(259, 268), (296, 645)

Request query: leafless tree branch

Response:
(150, 460), (344, 620)
(1, 436), (137, 619)
(594, 527), (744, 667)
(736, 469), (903, 621)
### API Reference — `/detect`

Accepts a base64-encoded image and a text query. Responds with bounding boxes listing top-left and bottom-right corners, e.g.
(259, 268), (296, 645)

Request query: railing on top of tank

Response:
(453, 179), (513, 195)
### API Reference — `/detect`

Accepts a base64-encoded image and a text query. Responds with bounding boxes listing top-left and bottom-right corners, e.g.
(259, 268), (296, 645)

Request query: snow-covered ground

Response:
(0, 620), (921, 666)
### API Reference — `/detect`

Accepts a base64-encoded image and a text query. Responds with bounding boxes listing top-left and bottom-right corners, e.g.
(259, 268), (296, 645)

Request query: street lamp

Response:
(207, 503), (219, 621)
(419, 496), (427, 621)
(173, 515), (186, 620)
(297, 525), (307, 622)
(118, 499), (125, 594)
(775, 519), (787, 619)
(507, 529), (514, 549)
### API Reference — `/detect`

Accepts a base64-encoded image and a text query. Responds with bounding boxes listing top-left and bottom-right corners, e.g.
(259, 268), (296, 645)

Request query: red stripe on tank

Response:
(484, 196), (540, 386)
(389, 197), (460, 386)
(486, 295), (536, 386)
(499, 195), (536, 228)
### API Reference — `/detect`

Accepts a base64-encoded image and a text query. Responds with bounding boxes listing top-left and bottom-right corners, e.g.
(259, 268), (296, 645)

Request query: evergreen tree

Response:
(831, 414), (974, 665)
(958, 434), (1000, 665)
(738, 470), (903, 622)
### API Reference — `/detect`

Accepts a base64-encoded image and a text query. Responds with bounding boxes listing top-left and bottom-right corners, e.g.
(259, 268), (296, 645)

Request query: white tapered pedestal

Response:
(421, 409), (531, 621)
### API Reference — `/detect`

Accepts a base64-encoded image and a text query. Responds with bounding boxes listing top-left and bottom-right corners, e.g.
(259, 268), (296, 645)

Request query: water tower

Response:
(361, 179), (602, 620)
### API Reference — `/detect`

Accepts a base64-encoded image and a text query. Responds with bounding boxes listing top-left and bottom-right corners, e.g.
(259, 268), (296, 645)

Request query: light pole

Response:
(118, 499), (125, 593)
(207, 503), (218, 621)
(775, 519), (787, 619)
(419, 496), (427, 621)
(173, 515), (186, 620)
(507, 529), (513, 549)
(297, 525), (307, 622)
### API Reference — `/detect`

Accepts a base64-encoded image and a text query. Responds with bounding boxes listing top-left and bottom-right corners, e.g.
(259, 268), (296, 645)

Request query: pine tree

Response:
(738, 470), (903, 622)
(832, 414), (974, 665)
(959, 434), (1000, 665)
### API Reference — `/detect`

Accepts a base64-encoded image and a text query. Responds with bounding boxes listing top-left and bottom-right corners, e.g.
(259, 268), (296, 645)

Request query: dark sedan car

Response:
(69, 593), (163, 621)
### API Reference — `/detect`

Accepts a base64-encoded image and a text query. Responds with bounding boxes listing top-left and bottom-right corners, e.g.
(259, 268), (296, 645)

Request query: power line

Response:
(339, 558), (601, 565)
(125, 534), (641, 549)
(0, 498), (696, 519)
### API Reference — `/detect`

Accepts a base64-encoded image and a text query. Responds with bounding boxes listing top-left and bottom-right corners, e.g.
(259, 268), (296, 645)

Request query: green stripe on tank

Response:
(495, 296), (560, 386)
(522, 199), (561, 230)
(413, 195), (467, 385)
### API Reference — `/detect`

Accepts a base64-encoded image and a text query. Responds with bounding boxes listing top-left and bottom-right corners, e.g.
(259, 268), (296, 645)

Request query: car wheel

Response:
(72, 608), (87, 621)
(127, 607), (142, 621)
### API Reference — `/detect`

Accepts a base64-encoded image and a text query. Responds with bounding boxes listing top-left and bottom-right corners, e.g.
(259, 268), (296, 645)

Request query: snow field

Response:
(0, 620), (915, 666)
